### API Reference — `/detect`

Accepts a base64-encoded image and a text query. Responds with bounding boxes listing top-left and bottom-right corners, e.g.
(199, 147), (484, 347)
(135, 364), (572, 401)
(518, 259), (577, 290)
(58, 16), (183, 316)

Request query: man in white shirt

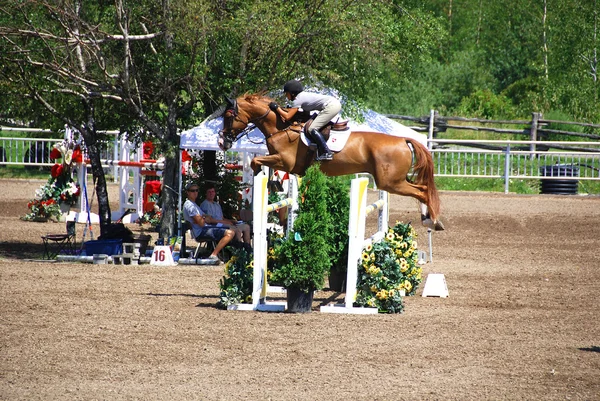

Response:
(199, 185), (252, 245)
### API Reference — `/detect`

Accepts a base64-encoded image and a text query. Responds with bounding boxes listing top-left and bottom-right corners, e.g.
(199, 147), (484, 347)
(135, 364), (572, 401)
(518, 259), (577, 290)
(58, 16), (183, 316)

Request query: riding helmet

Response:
(283, 80), (304, 95)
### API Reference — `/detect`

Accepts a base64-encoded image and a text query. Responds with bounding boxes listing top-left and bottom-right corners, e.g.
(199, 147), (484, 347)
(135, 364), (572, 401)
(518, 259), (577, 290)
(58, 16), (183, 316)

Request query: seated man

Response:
(183, 182), (235, 260)
(200, 184), (252, 245)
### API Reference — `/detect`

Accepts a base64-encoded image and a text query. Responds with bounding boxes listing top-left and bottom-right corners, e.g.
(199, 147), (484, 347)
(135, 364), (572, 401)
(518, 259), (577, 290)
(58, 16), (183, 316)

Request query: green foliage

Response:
(355, 222), (423, 313)
(185, 151), (242, 218)
(456, 89), (516, 119)
(325, 176), (351, 273)
(218, 247), (254, 308)
(271, 165), (331, 292)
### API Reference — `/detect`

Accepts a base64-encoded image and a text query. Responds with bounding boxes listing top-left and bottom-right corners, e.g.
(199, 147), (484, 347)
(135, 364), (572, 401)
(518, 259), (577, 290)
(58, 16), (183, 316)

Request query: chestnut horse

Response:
(219, 94), (444, 230)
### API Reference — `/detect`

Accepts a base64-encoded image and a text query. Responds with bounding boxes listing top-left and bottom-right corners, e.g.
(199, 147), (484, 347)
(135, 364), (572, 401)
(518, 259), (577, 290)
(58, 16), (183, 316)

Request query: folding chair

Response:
(181, 221), (218, 259)
(42, 220), (77, 259)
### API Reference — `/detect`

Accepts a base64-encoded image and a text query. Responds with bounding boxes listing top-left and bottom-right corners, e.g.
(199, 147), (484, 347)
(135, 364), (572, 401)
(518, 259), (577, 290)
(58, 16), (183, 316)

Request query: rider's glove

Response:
(269, 102), (279, 111)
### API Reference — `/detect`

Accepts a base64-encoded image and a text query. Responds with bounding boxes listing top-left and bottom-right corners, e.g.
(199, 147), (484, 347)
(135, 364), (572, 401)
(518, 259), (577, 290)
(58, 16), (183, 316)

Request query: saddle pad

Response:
(300, 131), (351, 153)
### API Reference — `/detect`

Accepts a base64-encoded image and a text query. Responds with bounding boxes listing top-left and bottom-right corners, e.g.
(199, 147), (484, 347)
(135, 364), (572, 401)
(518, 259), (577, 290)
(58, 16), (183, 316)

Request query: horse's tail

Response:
(405, 138), (440, 221)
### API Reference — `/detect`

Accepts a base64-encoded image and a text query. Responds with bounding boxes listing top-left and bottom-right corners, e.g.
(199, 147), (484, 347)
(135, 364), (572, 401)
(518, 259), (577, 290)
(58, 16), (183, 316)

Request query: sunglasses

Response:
(187, 189), (199, 192)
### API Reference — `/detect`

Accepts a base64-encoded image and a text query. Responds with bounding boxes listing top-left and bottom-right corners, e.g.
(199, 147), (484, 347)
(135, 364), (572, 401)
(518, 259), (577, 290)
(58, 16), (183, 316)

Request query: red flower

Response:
(181, 150), (192, 162)
(51, 163), (64, 178)
(72, 147), (83, 163)
(50, 148), (62, 160)
(143, 141), (154, 159)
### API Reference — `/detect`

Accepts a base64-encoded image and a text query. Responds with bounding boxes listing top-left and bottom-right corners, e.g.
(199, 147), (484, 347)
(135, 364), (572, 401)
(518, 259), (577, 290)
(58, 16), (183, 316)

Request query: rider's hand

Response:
(269, 102), (279, 111)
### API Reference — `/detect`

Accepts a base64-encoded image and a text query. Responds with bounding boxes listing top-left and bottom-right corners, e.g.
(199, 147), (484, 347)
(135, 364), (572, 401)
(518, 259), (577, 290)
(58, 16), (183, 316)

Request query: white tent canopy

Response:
(179, 109), (427, 152)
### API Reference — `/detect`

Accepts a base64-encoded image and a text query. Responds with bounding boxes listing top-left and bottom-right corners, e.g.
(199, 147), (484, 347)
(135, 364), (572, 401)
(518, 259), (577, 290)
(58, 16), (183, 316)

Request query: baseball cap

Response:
(185, 182), (199, 191)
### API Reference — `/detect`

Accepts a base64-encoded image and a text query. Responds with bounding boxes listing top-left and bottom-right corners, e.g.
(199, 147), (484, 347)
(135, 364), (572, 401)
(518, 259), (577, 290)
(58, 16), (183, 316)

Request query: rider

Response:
(269, 80), (341, 161)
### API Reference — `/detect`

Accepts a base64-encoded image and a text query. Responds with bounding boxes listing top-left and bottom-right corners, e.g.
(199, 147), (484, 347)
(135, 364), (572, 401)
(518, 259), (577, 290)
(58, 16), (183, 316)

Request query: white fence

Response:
(0, 127), (122, 180)
(2, 127), (600, 194)
(431, 139), (600, 193)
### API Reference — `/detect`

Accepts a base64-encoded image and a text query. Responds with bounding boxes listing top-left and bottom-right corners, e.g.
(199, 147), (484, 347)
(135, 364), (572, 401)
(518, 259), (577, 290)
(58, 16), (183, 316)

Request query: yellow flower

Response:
(367, 298), (377, 307)
(404, 280), (412, 292)
(248, 260), (254, 268)
(400, 259), (409, 272)
(245, 295), (252, 303)
(361, 252), (370, 262)
(370, 285), (378, 293)
(389, 289), (396, 297)
(376, 290), (389, 300)
(386, 232), (395, 241)
(365, 244), (373, 252)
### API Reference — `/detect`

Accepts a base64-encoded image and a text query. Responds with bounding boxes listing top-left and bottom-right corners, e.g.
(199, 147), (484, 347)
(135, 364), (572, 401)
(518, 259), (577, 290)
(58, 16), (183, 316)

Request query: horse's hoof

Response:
(421, 216), (435, 230)
(434, 220), (445, 231)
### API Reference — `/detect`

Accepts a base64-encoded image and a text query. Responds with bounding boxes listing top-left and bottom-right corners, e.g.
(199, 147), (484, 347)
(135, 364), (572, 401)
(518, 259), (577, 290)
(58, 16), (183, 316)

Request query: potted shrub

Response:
(271, 165), (332, 312)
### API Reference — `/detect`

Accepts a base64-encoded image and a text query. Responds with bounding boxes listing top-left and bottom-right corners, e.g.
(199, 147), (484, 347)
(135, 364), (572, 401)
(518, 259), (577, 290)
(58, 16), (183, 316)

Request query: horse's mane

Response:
(242, 92), (273, 103)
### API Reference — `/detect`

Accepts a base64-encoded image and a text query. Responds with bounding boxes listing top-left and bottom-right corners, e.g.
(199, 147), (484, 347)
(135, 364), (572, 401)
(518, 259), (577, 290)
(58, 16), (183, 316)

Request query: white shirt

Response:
(292, 92), (335, 113)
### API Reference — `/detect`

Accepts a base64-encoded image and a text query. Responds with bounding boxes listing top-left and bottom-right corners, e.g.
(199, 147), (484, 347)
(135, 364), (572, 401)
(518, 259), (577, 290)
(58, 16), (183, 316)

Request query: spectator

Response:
(200, 184), (252, 245)
(182, 182), (235, 260)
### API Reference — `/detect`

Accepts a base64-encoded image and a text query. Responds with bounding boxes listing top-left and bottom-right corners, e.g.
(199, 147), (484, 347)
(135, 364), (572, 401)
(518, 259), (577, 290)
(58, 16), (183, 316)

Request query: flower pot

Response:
(328, 269), (346, 292)
(286, 288), (314, 313)
(59, 203), (71, 214)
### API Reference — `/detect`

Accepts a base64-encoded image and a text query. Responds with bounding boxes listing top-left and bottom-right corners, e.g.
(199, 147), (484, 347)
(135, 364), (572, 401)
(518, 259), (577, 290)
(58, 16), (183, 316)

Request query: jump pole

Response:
(229, 171), (298, 312)
(321, 177), (388, 314)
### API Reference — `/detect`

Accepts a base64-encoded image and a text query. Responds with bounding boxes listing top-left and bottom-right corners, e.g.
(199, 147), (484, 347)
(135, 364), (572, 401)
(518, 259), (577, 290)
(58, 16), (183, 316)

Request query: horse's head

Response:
(218, 97), (240, 151)
(219, 94), (274, 151)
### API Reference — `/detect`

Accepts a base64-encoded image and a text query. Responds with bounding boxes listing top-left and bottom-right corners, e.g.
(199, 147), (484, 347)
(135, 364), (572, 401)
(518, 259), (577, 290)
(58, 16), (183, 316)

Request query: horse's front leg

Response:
(251, 154), (285, 175)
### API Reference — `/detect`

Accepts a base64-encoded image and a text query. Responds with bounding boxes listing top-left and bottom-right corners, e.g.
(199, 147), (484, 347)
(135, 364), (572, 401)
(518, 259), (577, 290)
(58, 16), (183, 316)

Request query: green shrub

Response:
(325, 176), (351, 274)
(271, 165), (332, 292)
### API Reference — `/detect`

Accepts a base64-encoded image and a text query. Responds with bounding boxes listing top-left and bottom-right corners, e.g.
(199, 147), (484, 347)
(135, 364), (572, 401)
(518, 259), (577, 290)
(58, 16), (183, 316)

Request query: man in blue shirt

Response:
(200, 185), (251, 245)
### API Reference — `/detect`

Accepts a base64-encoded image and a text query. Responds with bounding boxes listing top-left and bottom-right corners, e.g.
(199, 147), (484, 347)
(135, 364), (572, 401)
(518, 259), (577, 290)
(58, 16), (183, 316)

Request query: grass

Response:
(0, 165), (50, 179)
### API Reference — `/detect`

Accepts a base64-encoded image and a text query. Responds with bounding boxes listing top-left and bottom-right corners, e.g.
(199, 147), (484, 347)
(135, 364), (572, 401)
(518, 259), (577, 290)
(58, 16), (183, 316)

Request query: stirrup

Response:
(316, 152), (333, 161)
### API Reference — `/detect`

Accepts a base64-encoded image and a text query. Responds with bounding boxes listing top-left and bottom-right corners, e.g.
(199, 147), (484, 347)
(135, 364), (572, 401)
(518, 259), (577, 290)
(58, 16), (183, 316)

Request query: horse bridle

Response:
(220, 99), (271, 144)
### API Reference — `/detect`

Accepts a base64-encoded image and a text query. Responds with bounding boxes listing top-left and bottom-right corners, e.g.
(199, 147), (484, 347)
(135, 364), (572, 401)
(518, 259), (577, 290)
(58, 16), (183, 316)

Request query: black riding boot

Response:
(309, 129), (333, 161)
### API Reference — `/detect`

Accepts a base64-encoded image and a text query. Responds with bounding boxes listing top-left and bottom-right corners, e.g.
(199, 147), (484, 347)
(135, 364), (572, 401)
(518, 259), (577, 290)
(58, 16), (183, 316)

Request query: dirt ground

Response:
(1, 179), (599, 400)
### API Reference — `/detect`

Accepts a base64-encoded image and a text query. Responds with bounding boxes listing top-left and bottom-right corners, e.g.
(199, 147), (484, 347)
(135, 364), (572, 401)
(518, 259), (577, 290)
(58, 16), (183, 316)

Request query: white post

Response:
(286, 175), (298, 235)
(345, 177), (369, 308)
(378, 189), (389, 233)
(251, 173), (269, 308)
(428, 109), (436, 151)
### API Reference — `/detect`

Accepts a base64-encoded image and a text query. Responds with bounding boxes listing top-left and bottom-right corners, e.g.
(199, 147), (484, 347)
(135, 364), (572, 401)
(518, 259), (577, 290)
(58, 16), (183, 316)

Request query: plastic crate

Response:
(84, 239), (123, 256)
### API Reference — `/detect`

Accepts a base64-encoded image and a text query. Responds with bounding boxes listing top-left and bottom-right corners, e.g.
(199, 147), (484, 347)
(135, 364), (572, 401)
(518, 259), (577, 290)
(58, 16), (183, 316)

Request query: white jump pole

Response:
(230, 172), (297, 312)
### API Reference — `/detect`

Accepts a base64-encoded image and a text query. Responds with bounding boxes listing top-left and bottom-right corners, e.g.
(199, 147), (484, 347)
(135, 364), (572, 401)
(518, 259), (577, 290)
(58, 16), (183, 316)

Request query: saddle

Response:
(303, 116), (349, 140)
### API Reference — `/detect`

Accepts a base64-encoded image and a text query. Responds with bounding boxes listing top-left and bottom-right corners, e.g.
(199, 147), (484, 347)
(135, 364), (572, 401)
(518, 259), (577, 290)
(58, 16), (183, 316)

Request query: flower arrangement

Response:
(217, 228), (285, 308)
(354, 222), (423, 313)
(218, 247), (254, 308)
(23, 138), (83, 221)
(24, 198), (61, 221)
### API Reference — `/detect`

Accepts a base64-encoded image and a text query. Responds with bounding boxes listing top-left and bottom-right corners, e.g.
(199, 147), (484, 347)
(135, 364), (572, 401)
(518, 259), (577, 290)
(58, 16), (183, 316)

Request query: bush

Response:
(271, 165), (332, 292)
(325, 176), (351, 274)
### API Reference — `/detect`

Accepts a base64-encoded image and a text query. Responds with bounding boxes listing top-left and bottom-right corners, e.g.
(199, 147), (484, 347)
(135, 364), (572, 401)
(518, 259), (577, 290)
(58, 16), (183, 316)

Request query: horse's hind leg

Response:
(379, 180), (445, 231)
